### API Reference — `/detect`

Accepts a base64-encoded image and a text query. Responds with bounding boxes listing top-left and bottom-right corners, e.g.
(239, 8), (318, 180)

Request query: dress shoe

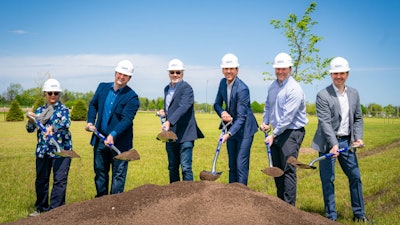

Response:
(353, 215), (370, 223)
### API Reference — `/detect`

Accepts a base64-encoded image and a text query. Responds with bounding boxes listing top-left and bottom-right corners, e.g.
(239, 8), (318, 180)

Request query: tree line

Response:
(2, 82), (399, 122)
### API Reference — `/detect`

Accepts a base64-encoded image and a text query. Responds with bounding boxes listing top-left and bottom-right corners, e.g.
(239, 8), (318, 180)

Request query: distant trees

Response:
(1, 82), (398, 118)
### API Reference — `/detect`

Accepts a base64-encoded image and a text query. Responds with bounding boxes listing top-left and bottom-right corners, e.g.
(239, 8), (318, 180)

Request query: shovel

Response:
(287, 144), (363, 169)
(156, 116), (178, 142)
(200, 120), (232, 181)
(260, 129), (284, 177)
(88, 128), (140, 161)
(27, 113), (80, 158)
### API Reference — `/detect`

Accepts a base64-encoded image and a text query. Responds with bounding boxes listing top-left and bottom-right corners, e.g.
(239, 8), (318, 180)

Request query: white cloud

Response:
(8, 30), (29, 34)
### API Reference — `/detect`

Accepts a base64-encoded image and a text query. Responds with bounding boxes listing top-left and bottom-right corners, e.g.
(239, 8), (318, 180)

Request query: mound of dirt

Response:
(7, 181), (338, 225)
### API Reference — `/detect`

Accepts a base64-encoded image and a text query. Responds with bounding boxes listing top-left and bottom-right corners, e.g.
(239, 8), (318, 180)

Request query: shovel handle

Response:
(26, 113), (61, 153)
(309, 144), (364, 166)
(90, 129), (122, 155)
(260, 128), (274, 168)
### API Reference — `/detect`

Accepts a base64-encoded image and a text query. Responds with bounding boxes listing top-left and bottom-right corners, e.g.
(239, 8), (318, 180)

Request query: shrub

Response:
(6, 100), (24, 121)
(71, 99), (88, 121)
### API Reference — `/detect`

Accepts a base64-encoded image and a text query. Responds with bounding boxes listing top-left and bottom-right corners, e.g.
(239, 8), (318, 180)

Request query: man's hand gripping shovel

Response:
(26, 112), (80, 158)
(260, 127), (284, 177)
(200, 120), (232, 181)
(287, 144), (364, 169)
(86, 127), (140, 161)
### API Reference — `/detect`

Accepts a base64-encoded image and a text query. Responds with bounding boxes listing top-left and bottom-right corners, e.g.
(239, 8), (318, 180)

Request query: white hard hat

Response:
(42, 78), (62, 92)
(273, 52), (293, 68)
(220, 53), (239, 68)
(115, 60), (134, 76)
(167, 59), (185, 71)
(329, 57), (350, 73)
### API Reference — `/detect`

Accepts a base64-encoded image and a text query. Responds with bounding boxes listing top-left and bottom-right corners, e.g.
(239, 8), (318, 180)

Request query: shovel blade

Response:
(261, 167), (284, 177)
(114, 149), (140, 161)
(156, 131), (178, 142)
(287, 156), (316, 169)
(55, 150), (80, 158)
(200, 170), (222, 181)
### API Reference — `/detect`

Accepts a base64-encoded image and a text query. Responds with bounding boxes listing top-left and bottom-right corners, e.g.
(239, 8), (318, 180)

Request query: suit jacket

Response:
(164, 81), (204, 143)
(312, 84), (363, 153)
(88, 82), (140, 151)
(214, 77), (258, 138)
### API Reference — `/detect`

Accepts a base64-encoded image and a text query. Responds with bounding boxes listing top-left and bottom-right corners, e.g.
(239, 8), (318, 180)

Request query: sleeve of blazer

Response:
(228, 80), (251, 136)
(213, 79), (226, 116)
(87, 82), (107, 125)
(315, 89), (338, 148)
(167, 82), (194, 126)
(350, 87), (364, 140)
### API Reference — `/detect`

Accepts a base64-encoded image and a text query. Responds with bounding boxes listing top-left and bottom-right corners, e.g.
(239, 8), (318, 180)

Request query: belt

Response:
(336, 135), (350, 140)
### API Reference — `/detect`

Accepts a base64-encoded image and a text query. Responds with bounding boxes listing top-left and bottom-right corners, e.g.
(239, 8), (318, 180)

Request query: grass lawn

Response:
(0, 112), (399, 224)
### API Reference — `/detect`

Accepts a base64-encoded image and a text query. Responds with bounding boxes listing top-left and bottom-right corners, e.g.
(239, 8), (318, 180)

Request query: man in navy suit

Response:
(312, 57), (368, 222)
(158, 58), (204, 183)
(214, 53), (258, 186)
(86, 60), (140, 197)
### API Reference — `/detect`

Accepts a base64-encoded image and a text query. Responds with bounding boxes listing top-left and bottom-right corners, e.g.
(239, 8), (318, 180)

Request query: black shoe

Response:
(353, 215), (370, 223)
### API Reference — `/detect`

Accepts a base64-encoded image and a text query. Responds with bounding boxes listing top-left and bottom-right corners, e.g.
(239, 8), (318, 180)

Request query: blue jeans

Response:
(226, 135), (254, 185)
(319, 137), (365, 220)
(94, 141), (128, 197)
(166, 141), (194, 183)
(35, 155), (71, 212)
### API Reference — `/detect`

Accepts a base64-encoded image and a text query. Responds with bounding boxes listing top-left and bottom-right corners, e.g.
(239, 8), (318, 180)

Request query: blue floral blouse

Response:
(26, 101), (72, 158)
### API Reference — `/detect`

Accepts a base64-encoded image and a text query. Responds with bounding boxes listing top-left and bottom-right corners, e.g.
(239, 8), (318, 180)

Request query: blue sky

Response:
(1, 0), (399, 106)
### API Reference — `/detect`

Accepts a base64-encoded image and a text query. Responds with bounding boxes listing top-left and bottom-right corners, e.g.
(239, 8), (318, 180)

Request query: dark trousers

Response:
(226, 135), (254, 186)
(94, 141), (128, 197)
(35, 155), (71, 212)
(271, 128), (305, 205)
(319, 136), (365, 220)
(166, 141), (194, 183)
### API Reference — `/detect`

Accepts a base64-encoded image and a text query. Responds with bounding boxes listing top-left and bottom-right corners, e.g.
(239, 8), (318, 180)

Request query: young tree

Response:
(264, 2), (331, 84)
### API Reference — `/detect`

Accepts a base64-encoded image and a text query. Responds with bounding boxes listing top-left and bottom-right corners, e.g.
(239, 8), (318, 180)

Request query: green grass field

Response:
(0, 112), (399, 224)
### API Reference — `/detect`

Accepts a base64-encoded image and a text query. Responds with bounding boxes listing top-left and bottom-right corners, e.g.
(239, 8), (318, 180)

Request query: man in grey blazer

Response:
(159, 58), (204, 183)
(312, 57), (369, 222)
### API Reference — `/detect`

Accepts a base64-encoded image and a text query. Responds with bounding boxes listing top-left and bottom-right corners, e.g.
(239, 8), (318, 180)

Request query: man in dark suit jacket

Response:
(86, 60), (140, 197)
(159, 58), (204, 183)
(312, 57), (368, 222)
(214, 53), (258, 186)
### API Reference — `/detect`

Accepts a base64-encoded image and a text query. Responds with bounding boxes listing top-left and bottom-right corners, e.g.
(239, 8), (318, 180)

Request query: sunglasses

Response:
(169, 71), (182, 75)
(46, 92), (60, 96)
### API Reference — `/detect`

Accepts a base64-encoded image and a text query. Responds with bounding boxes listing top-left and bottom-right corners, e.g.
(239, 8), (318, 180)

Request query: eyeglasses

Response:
(169, 71), (182, 75)
(46, 92), (60, 96)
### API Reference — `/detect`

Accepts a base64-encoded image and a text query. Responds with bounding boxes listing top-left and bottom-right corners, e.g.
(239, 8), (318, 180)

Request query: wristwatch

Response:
(228, 131), (232, 137)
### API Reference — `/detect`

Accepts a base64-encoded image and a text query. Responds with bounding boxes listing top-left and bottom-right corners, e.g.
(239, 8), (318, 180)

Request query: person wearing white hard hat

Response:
(86, 59), (140, 197)
(214, 53), (258, 186)
(312, 57), (369, 222)
(261, 52), (308, 206)
(26, 78), (73, 216)
(157, 59), (204, 183)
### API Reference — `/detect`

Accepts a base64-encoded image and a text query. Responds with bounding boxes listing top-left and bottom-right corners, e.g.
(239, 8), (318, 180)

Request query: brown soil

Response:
(6, 181), (339, 225)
